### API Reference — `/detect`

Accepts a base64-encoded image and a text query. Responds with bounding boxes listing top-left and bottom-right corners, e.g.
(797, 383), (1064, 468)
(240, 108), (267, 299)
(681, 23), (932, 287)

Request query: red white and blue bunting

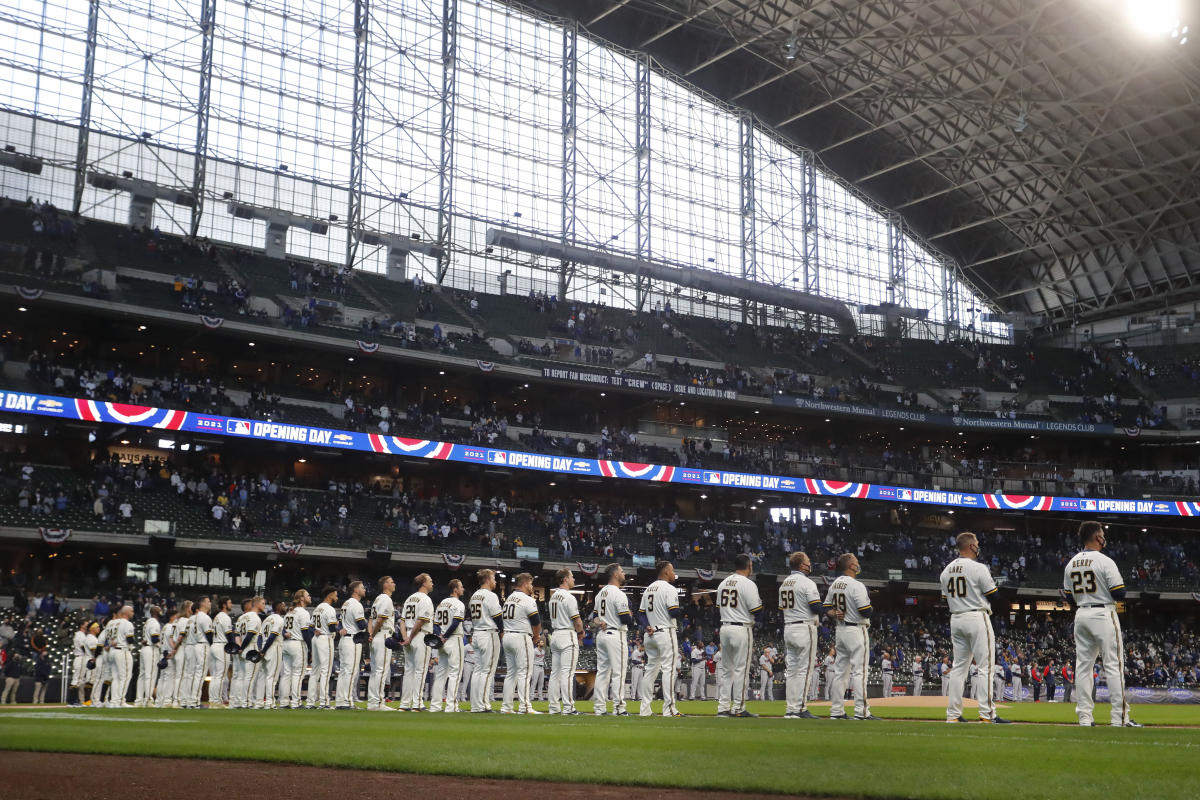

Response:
(274, 540), (303, 555)
(356, 340), (379, 354)
(18, 287), (44, 301)
(200, 315), (224, 329)
(441, 553), (466, 570)
(576, 562), (598, 577)
(694, 567), (714, 582)
(1192, 592), (1200, 604)
(476, 360), (495, 372)
(39, 527), (71, 544)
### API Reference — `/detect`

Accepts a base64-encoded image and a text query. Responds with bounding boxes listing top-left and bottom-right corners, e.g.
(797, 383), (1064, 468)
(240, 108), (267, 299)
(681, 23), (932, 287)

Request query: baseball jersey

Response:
(1063, 550), (1125, 606)
(142, 617), (161, 648)
(463, 642), (476, 664)
(340, 598), (367, 635)
(433, 596), (466, 636)
(113, 618), (136, 649)
(371, 594), (396, 636)
(186, 611), (212, 646)
(549, 588), (581, 631)
(824, 575), (872, 624)
(284, 606), (311, 641)
(157, 624), (173, 654)
(212, 611), (233, 645)
(631, 648), (645, 667)
(534, 646), (545, 667)
(101, 620), (119, 649)
(260, 613), (284, 648)
(716, 573), (763, 625)
(313, 602), (338, 635)
(881, 657), (893, 675)
(640, 579), (681, 629)
(940, 557), (998, 613)
(400, 592), (434, 633)
(469, 588), (503, 631)
(169, 617), (188, 648)
(236, 611), (262, 648)
(594, 584), (631, 631)
(74, 630), (88, 657)
(779, 571), (822, 623)
(501, 590), (539, 635)
(759, 653), (771, 672)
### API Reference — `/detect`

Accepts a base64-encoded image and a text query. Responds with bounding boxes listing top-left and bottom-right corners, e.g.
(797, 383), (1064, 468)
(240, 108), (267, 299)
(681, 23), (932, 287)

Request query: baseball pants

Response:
(501, 633), (534, 713)
(784, 621), (817, 715)
(831, 624), (870, 719)
(367, 633), (393, 709)
(470, 630), (500, 711)
(882, 674), (893, 697)
(593, 629), (628, 715)
(135, 646), (158, 706)
(96, 653), (111, 704)
(994, 675), (1005, 705)
(251, 645), (282, 708)
(230, 654), (251, 708)
(1074, 607), (1129, 726)
(278, 640), (306, 708)
(717, 625), (754, 715)
(183, 643), (208, 707)
(549, 630), (579, 713)
(946, 610), (996, 721)
(1011, 676), (1023, 702)
(400, 639), (431, 710)
(310, 634), (335, 707)
(156, 654), (177, 707)
(689, 660), (706, 699)
(207, 644), (230, 705)
(641, 629), (679, 716)
(913, 676), (923, 697)
(530, 664), (545, 700)
(629, 665), (644, 701)
(760, 668), (774, 700)
(459, 660), (474, 702)
(107, 649), (134, 707)
(335, 637), (362, 708)
(168, 652), (187, 706)
(430, 636), (463, 712)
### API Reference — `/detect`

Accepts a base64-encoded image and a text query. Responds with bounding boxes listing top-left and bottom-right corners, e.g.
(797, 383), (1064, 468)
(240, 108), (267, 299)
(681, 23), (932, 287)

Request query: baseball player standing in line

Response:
(880, 651), (894, 698)
(398, 573), (436, 711)
(279, 590), (312, 709)
(911, 654), (924, 697)
(335, 582), (367, 710)
(1064, 520), (1141, 727)
(639, 560), (684, 717)
(824, 553), (878, 720)
(941, 532), (1009, 723)
(687, 640), (706, 700)
(182, 596), (213, 708)
(548, 568), (583, 714)
(593, 563), (635, 716)
(69, 621), (88, 706)
(822, 647), (836, 701)
(367, 576), (397, 711)
(161, 601), (192, 708)
(134, 607), (162, 707)
(1010, 656), (1023, 702)
(460, 638), (475, 704)
(780, 551), (822, 719)
(629, 641), (646, 702)
(530, 636), (547, 701)
(152, 612), (175, 708)
(81, 621), (101, 705)
(96, 615), (118, 706)
(208, 597), (234, 706)
(106, 606), (136, 708)
(716, 554), (763, 717)
(469, 569), (505, 712)
(230, 597), (263, 708)
(429, 579), (467, 712)
(251, 601), (286, 709)
(993, 662), (1005, 706)
(758, 649), (774, 700)
(500, 572), (542, 714)
(309, 586), (340, 709)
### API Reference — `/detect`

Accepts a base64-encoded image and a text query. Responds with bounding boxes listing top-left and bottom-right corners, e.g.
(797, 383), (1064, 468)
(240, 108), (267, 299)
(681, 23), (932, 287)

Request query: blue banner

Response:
(0, 388), (1191, 516)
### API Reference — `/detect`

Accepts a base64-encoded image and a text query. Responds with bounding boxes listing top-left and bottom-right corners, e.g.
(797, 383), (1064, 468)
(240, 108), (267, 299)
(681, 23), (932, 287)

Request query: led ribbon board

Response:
(0, 388), (1189, 516)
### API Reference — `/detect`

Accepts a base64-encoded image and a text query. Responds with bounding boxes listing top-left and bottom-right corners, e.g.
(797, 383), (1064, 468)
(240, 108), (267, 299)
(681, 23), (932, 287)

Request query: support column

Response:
(190, 0), (217, 237)
(72, 0), (100, 215)
(435, 0), (458, 284)
(559, 22), (578, 303)
(739, 113), (757, 324)
(346, 0), (370, 268)
(801, 150), (819, 331)
(888, 213), (907, 337)
(634, 54), (651, 311)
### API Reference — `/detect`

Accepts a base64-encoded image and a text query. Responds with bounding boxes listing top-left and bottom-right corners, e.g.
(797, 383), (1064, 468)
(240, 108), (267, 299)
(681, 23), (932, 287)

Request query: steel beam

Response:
(739, 112), (756, 323)
(635, 52), (651, 311)
(346, 0), (370, 268)
(560, 21), (578, 301)
(72, 0), (100, 216)
(436, 0), (458, 283)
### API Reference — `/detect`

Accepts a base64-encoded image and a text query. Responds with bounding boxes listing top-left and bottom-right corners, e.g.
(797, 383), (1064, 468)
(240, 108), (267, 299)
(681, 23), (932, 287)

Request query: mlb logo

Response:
(487, 451), (507, 465)
(1080, 499), (1097, 511)
(704, 472), (722, 484)
(898, 489), (913, 501)
(226, 420), (252, 435)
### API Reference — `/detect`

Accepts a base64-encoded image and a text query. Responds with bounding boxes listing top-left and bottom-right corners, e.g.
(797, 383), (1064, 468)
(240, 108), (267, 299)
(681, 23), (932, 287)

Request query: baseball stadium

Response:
(1, 0), (1200, 798)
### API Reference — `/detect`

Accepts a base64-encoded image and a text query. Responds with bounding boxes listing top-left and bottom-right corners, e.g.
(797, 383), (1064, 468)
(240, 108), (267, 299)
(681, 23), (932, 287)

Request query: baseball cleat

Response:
(990, 717), (1013, 724)
(947, 717), (969, 723)
(716, 711), (733, 717)
(524, 709), (543, 714)
(667, 712), (688, 717)
(829, 714), (850, 720)
(613, 711), (630, 716)
(796, 710), (819, 719)
(733, 710), (759, 718)
(854, 714), (881, 720)
(1079, 720), (1094, 726)
(1123, 720), (1144, 727)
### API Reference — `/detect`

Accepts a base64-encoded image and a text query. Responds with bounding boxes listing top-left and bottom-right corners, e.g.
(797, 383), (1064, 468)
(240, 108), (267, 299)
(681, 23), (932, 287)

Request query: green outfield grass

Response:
(1, 701), (1199, 799)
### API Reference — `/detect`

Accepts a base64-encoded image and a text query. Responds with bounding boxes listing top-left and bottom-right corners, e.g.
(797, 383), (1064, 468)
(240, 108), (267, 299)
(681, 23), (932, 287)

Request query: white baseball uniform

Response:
(335, 597), (366, 708)
(640, 578), (681, 716)
(941, 556), (999, 721)
(279, 605), (311, 709)
(367, 593), (396, 709)
(251, 612), (284, 708)
(460, 640), (475, 703)
(531, 645), (546, 701)
(310, 601), (338, 708)
(231, 611), (262, 708)
(182, 610), (212, 707)
(71, 630), (88, 697)
(780, 569), (821, 715)
(500, 590), (540, 713)
(135, 618), (161, 706)
(912, 658), (924, 697)
(825, 574), (872, 718)
(548, 587), (581, 714)
(629, 646), (645, 701)
(207, 610), (233, 706)
(716, 572), (762, 715)
(152, 622), (173, 707)
(593, 583), (632, 715)
(399, 591), (434, 710)
(429, 596), (466, 712)
(106, 618), (136, 708)
(1064, 549), (1130, 726)
(687, 643), (707, 700)
(469, 588), (503, 711)
(97, 621), (116, 704)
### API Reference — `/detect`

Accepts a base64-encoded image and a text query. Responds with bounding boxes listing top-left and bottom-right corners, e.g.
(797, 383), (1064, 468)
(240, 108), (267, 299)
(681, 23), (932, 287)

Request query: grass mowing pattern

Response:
(2, 701), (1199, 799)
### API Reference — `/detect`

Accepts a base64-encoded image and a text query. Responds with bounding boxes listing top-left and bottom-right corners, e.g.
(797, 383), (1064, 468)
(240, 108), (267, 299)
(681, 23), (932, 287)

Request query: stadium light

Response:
(356, 229), (444, 281)
(87, 171), (195, 227)
(1125, 0), (1183, 38)
(0, 146), (43, 175)
(227, 201), (328, 259)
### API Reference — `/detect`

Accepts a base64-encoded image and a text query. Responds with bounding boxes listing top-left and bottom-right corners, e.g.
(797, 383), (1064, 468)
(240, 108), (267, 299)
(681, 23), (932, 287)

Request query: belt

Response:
(1079, 603), (1112, 608)
(723, 622), (749, 627)
(840, 622), (859, 626)
(785, 620), (817, 626)
(647, 627), (675, 634)
(952, 609), (991, 615)
(602, 629), (626, 634)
